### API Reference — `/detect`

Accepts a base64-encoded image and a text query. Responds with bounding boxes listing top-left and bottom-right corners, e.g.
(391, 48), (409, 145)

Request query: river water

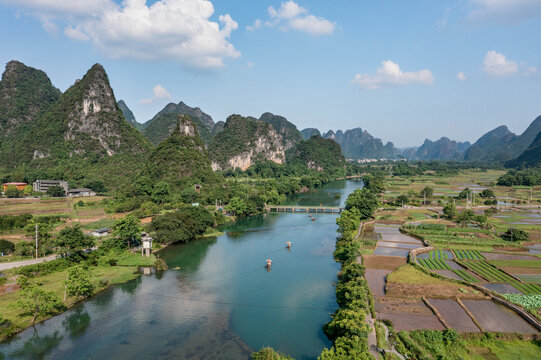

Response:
(0, 180), (362, 360)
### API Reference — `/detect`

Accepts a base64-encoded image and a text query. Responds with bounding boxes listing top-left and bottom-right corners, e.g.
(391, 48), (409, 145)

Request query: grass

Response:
(0, 265), (139, 341)
(452, 249), (485, 260)
(375, 322), (389, 350)
(467, 338), (541, 360)
(116, 251), (157, 266)
(417, 258), (451, 270)
(80, 218), (116, 231)
(388, 264), (455, 286)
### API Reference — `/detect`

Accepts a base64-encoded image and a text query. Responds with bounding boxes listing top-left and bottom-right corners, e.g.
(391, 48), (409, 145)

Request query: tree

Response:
(11, 285), (65, 325)
(65, 264), (94, 300)
(113, 214), (142, 249)
(457, 187), (471, 199)
(5, 185), (22, 198)
(225, 196), (250, 216)
(420, 186), (434, 198)
(336, 208), (361, 234)
(443, 202), (457, 220)
(456, 209), (475, 226)
(395, 194), (409, 207)
(55, 224), (94, 258)
(362, 174), (385, 193)
(25, 222), (53, 257)
(23, 185), (33, 197)
(251, 347), (293, 360)
(479, 189), (495, 198)
(344, 188), (378, 219)
(501, 228), (529, 242)
(46, 185), (65, 197)
(151, 181), (171, 204)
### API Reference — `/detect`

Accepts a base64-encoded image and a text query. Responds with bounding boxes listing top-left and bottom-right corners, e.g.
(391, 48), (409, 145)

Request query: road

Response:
(0, 254), (57, 271)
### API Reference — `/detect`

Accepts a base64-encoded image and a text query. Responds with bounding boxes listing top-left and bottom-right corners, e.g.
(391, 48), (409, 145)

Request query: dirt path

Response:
(366, 316), (378, 358)
(378, 322), (405, 360)
(0, 254), (56, 271)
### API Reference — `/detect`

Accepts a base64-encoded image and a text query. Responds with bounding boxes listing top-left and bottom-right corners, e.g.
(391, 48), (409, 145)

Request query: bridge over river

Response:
(266, 205), (344, 214)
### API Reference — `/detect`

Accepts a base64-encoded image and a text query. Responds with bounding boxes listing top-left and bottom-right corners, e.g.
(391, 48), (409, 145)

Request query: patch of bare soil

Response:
(0, 284), (20, 295)
(362, 255), (406, 270)
(365, 269), (392, 296)
(482, 253), (539, 261)
(385, 282), (486, 299)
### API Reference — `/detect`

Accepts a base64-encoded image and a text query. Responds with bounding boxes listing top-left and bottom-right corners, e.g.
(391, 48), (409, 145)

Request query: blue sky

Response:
(0, 0), (540, 147)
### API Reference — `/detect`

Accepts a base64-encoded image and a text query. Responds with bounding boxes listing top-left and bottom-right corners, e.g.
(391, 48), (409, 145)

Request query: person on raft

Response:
(286, 241), (292, 249)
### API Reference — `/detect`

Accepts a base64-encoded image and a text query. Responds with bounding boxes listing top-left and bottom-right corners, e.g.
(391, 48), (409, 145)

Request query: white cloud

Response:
(289, 15), (335, 35)
(64, 26), (89, 41)
(1, 0), (240, 70)
(352, 60), (434, 89)
(140, 84), (171, 104)
(246, 61), (254, 68)
(252, 1), (335, 35)
(457, 72), (467, 81)
(524, 66), (538, 75)
(469, 0), (541, 23)
(438, 7), (451, 29)
(246, 19), (262, 31)
(483, 50), (518, 76)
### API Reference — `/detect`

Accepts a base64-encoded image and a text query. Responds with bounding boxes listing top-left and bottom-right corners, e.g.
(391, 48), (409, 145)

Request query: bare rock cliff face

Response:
(209, 115), (285, 171)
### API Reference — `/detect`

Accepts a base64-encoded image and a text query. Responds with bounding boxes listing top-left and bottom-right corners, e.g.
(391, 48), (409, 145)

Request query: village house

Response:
(2, 182), (27, 191)
(33, 179), (69, 193)
(67, 188), (96, 197)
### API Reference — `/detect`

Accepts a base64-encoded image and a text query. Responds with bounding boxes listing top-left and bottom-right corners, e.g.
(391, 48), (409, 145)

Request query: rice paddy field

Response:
(385, 169), (541, 205)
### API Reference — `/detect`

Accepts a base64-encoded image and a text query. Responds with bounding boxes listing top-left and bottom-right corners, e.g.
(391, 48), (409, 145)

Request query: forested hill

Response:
(287, 135), (345, 175)
(0, 60), (61, 167)
(323, 128), (397, 159)
(208, 115), (285, 171)
(258, 112), (302, 150)
(464, 116), (541, 162)
(414, 137), (471, 160)
(507, 130), (541, 167)
(140, 115), (220, 190)
(142, 101), (215, 145)
(117, 100), (141, 129)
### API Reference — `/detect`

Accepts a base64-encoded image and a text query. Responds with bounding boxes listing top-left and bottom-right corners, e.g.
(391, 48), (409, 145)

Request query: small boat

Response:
(265, 259), (272, 268)
(311, 217), (316, 221)
(286, 241), (292, 249)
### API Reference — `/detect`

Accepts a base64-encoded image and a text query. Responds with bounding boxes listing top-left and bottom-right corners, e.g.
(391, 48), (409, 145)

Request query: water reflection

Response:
(62, 308), (90, 338)
(9, 331), (62, 360)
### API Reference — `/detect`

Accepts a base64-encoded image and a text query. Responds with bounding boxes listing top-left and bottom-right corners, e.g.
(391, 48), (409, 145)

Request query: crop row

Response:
(428, 250), (448, 260)
(417, 258), (450, 270)
(453, 270), (479, 283)
(453, 249), (485, 260)
(512, 282), (541, 295)
(461, 260), (516, 283)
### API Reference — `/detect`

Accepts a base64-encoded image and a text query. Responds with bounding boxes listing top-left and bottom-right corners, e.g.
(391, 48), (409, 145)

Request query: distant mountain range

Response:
(1, 59), (539, 192)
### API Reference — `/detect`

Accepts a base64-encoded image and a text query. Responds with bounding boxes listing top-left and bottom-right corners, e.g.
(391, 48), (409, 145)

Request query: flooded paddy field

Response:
(427, 298), (480, 332)
(375, 298), (444, 331)
(432, 270), (463, 281)
(482, 283), (523, 294)
(482, 253), (539, 261)
(373, 247), (410, 257)
(365, 269), (391, 296)
(376, 242), (421, 250)
(461, 300), (538, 334)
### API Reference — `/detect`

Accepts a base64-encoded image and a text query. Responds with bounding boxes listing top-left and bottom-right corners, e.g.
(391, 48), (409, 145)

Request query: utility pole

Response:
(35, 223), (38, 259)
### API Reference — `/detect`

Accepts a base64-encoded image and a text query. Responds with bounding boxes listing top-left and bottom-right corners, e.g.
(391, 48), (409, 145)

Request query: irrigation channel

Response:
(0, 180), (363, 360)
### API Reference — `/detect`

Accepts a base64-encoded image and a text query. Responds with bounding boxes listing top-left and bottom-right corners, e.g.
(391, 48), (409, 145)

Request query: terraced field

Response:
(453, 249), (485, 260)
(459, 260), (516, 282)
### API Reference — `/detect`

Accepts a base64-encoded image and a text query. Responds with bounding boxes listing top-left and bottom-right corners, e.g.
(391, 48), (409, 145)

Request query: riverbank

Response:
(0, 252), (157, 342)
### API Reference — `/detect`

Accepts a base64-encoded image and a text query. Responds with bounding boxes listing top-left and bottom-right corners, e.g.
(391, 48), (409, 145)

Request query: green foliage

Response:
(456, 209), (475, 226)
(150, 206), (214, 244)
(287, 135), (346, 176)
(113, 214), (143, 249)
(65, 264), (94, 299)
(420, 186), (434, 198)
(11, 285), (65, 325)
(457, 187), (471, 199)
(345, 188), (378, 219)
(501, 227), (530, 242)
(443, 202), (457, 220)
(0, 239), (15, 254)
(5, 185), (23, 198)
(225, 196), (251, 216)
(503, 294), (541, 309)
(151, 182), (172, 204)
(46, 185), (65, 197)
(250, 347), (294, 360)
(323, 308), (368, 340)
(336, 208), (361, 234)
(363, 174), (385, 194)
(142, 109), (213, 146)
(479, 189), (495, 198)
(497, 168), (541, 186)
(55, 224), (94, 258)
(0, 214), (32, 231)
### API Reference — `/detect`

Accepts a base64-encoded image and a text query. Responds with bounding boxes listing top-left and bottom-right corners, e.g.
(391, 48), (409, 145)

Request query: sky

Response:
(0, 0), (540, 147)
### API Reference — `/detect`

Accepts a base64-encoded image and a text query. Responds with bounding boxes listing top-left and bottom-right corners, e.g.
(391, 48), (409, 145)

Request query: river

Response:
(0, 180), (362, 360)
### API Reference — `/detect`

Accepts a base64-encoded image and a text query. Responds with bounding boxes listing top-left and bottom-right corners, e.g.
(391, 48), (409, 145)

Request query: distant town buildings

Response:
(2, 182), (27, 191)
(33, 180), (68, 193)
(67, 188), (96, 198)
